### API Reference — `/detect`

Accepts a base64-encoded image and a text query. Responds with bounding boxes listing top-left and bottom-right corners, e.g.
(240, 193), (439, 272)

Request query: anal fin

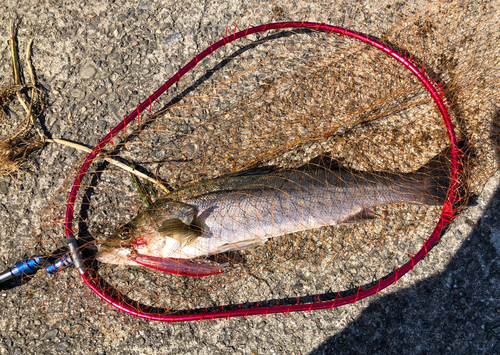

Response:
(340, 209), (377, 225)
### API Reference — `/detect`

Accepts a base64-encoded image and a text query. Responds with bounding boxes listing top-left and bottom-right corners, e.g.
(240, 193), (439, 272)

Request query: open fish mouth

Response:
(95, 248), (138, 266)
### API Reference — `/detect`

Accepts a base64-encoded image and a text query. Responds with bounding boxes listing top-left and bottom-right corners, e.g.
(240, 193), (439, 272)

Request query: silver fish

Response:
(96, 157), (446, 275)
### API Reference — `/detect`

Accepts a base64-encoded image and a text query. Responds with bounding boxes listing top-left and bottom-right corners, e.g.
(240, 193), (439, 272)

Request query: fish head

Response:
(95, 199), (202, 265)
(95, 222), (140, 265)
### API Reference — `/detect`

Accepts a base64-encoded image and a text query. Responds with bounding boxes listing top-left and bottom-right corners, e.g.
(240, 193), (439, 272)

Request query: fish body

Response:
(96, 159), (445, 271)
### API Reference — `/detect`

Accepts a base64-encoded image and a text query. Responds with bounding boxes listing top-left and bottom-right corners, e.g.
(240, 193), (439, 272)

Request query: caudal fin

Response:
(412, 150), (451, 206)
(418, 174), (449, 206)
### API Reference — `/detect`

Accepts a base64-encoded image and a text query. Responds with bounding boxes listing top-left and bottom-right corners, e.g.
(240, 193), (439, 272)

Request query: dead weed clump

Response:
(0, 20), (47, 177)
(0, 136), (45, 176)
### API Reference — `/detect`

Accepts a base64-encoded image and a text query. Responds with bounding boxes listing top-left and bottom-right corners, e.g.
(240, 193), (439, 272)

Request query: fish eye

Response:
(118, 224), (132, 239)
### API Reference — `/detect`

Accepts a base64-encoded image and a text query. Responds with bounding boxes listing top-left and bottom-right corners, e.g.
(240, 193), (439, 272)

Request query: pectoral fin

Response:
(158, 218), (202, 244)
(340, 209), (377, 225)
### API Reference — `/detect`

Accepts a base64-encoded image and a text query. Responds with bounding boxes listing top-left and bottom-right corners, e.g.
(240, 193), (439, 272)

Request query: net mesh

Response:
(16, 0), (500, 333)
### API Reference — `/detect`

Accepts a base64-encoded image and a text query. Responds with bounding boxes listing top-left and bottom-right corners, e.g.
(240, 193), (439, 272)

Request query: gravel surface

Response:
(0, 1), (499, 354)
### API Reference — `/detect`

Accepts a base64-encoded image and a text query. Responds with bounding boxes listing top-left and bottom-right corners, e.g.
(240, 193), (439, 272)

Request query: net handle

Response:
(65, 22), (460, 322)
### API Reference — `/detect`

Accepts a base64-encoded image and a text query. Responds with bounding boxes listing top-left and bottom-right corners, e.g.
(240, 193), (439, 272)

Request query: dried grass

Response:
(0, 136), (44, 175)
(0, 21), (46, 176)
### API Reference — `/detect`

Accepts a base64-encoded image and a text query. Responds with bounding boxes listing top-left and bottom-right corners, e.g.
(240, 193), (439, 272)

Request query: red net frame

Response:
(64, 22), (459, 322)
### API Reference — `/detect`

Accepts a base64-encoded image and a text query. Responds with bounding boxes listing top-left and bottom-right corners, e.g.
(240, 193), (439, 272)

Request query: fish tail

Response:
(417, 173), (449, 206)
(414, 149), (450, 206)
(406, 151), (450, 206)
(387, 172), (448, 206)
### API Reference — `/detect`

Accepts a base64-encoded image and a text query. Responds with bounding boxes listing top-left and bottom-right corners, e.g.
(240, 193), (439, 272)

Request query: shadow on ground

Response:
(311, 185), (500, 355)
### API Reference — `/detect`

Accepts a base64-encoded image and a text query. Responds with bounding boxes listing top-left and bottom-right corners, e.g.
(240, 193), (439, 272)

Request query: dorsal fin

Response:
(228, 155), (342, 177)
(230, 165), (279, 177)
(299, 154), (342, 171)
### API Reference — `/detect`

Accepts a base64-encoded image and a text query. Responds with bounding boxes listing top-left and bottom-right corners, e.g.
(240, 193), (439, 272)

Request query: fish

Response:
(95, 156), (447, 276)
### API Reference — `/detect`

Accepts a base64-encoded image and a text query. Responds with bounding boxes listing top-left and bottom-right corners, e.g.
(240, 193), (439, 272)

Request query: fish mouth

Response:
(95, 248), (140, 266)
